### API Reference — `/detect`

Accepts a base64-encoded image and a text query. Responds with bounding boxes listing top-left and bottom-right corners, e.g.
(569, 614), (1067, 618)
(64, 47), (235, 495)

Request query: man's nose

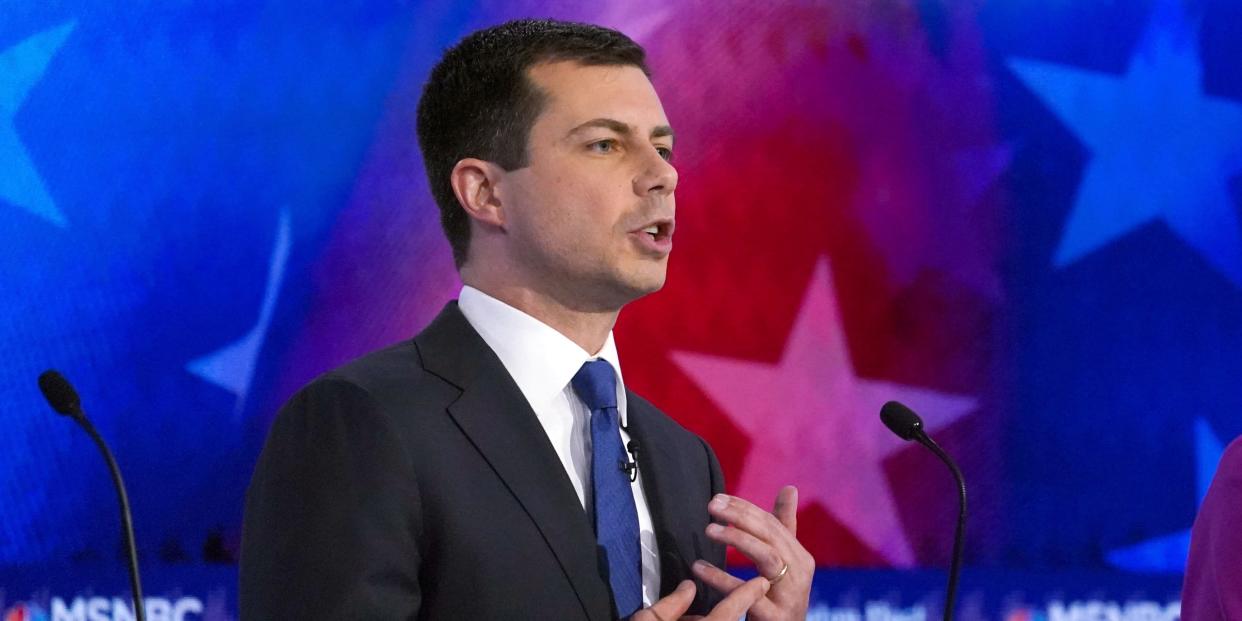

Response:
(634, 147), (678, 196)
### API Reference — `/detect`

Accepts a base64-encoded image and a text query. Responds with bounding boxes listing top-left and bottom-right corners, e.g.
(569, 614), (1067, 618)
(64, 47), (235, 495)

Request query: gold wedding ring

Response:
(767, 561), (790, 585)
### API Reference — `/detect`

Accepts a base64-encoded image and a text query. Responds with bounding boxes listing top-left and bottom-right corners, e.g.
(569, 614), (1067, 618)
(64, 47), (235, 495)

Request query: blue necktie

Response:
(572, 359), (643, 618)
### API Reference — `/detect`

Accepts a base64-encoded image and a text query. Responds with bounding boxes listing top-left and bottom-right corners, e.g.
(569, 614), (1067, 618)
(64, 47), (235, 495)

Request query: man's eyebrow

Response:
(569, 118), (632, 136)
(568, 118), (675, 141)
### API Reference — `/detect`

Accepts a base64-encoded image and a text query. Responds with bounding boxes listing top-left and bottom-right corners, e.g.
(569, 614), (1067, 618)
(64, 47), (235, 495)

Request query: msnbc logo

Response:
(1006, 600), (1180, 621)
(4, 598), (202, 621)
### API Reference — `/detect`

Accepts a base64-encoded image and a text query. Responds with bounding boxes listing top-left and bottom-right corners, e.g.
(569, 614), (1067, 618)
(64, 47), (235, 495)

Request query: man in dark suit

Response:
(240, 18), (812, 620)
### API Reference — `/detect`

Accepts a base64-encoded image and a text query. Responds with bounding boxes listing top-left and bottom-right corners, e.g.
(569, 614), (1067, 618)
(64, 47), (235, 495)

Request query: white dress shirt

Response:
(457, 286), (661, 607)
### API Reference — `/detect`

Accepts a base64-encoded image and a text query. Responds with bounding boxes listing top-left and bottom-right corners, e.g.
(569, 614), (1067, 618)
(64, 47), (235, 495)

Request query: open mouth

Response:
(637, 220), (674, 242)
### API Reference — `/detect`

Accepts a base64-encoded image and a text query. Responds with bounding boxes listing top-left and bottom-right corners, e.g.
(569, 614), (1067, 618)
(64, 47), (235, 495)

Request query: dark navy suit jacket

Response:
(240, 302), (726, 619)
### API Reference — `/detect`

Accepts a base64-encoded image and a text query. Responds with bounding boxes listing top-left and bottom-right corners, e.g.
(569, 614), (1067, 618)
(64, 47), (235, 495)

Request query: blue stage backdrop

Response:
(2, 0), (1235, 618)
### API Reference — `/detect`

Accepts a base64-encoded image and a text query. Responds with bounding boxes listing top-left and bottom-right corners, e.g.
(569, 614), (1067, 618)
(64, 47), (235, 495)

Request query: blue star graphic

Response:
(1105, 417), (1224, 572)
(187, 209), (292, 418)
(1, 22), (75, 226)
(1008, 1), (1242, 286)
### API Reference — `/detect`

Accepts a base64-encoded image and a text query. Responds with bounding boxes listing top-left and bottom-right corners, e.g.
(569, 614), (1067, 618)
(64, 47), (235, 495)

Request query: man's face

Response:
(498, 60), (677, 312)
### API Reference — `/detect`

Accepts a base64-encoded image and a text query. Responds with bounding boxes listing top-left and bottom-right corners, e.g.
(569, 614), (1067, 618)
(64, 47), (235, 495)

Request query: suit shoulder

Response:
(326, 339), (423, 384)
(292, 339), (452, 414)
(628, 391), (715, 453)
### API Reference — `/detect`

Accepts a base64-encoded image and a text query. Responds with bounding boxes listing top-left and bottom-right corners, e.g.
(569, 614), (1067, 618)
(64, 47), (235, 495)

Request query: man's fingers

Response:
(633, 579), (695, 621)
(709, 494), (791, 551)
(707, 490), (817, 617)
(702, 576), (770, 620)
(709, 493), (814, 573)
(691, 560), (745, 591)
(692, 560), (781, 619)
(705, 522), (786, 578)
(773, 486), (798, 535)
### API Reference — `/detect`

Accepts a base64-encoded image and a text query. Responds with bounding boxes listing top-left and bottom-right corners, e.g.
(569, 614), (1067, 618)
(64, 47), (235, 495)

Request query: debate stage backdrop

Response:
(3, 0), (1238, 618)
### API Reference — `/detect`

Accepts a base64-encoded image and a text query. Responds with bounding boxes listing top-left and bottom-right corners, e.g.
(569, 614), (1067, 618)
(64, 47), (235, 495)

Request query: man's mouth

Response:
(637, 220), (674, 242)
(629, 219), (675, 255)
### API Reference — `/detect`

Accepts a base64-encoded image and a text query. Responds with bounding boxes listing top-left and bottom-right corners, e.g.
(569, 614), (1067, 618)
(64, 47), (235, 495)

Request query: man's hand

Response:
(692, 486), (814, 621)
(631, 577), (770, 621)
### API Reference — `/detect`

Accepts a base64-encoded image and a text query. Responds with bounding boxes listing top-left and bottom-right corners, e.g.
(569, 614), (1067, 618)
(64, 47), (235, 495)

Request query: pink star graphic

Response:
(671, 259), (975, 567)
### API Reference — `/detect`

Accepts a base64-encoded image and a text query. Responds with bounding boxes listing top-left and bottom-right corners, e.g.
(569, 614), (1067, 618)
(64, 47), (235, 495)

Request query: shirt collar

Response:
(457, 286), (628, 426)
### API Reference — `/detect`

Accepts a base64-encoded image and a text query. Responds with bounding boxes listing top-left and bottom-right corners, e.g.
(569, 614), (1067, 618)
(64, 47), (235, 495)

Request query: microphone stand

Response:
(70, 410), (145, 621)
(914, 432), (966, 621)
(879, 401), (966, 621)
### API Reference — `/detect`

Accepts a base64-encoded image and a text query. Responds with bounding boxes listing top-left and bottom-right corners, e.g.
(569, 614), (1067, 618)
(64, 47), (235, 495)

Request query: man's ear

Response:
(450, 158), (506, 229)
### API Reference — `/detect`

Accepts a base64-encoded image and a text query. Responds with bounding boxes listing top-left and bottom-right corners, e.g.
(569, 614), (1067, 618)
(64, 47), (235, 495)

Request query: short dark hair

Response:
(416, 18), (650, 268)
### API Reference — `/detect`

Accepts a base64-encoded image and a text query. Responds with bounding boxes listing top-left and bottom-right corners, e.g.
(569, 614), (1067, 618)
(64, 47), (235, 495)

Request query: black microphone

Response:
(622, 440), (639, 482)
(880, 400), (965, 621)
(38, 370), (146, 621)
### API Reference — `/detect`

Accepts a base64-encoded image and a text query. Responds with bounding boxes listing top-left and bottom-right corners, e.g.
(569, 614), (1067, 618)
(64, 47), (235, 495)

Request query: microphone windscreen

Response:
(880, 400), (923, 441)
(38, 370), (81, 416)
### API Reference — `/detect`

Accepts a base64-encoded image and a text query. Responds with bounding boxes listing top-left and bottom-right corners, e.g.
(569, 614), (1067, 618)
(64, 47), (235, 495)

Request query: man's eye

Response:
(656, 147), (673, 162)
(589, 140), (617, 153)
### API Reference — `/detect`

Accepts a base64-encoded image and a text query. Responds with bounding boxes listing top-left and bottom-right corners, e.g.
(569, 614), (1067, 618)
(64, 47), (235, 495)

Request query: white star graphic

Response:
(1, 22), (75, 226)
(672, 259), (975, 567)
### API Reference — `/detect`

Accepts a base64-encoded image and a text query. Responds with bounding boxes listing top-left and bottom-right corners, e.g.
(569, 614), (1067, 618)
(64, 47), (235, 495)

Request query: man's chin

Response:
(631, 256), (670, 284)
(617, 270), (667, 303)
(586, 267), (666, 310)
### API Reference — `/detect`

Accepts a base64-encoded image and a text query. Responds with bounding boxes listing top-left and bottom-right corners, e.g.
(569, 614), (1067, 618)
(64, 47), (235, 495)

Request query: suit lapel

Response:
(415, 303), (613, 621)
(625, 394), (703, 597)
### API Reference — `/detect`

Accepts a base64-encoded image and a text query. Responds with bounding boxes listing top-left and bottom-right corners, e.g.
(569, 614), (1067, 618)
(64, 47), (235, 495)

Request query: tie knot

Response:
(571, 359), (618, 412)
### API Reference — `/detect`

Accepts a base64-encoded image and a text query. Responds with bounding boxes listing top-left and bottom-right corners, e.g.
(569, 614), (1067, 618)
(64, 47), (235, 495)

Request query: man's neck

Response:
(461, 279), (620, 355)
